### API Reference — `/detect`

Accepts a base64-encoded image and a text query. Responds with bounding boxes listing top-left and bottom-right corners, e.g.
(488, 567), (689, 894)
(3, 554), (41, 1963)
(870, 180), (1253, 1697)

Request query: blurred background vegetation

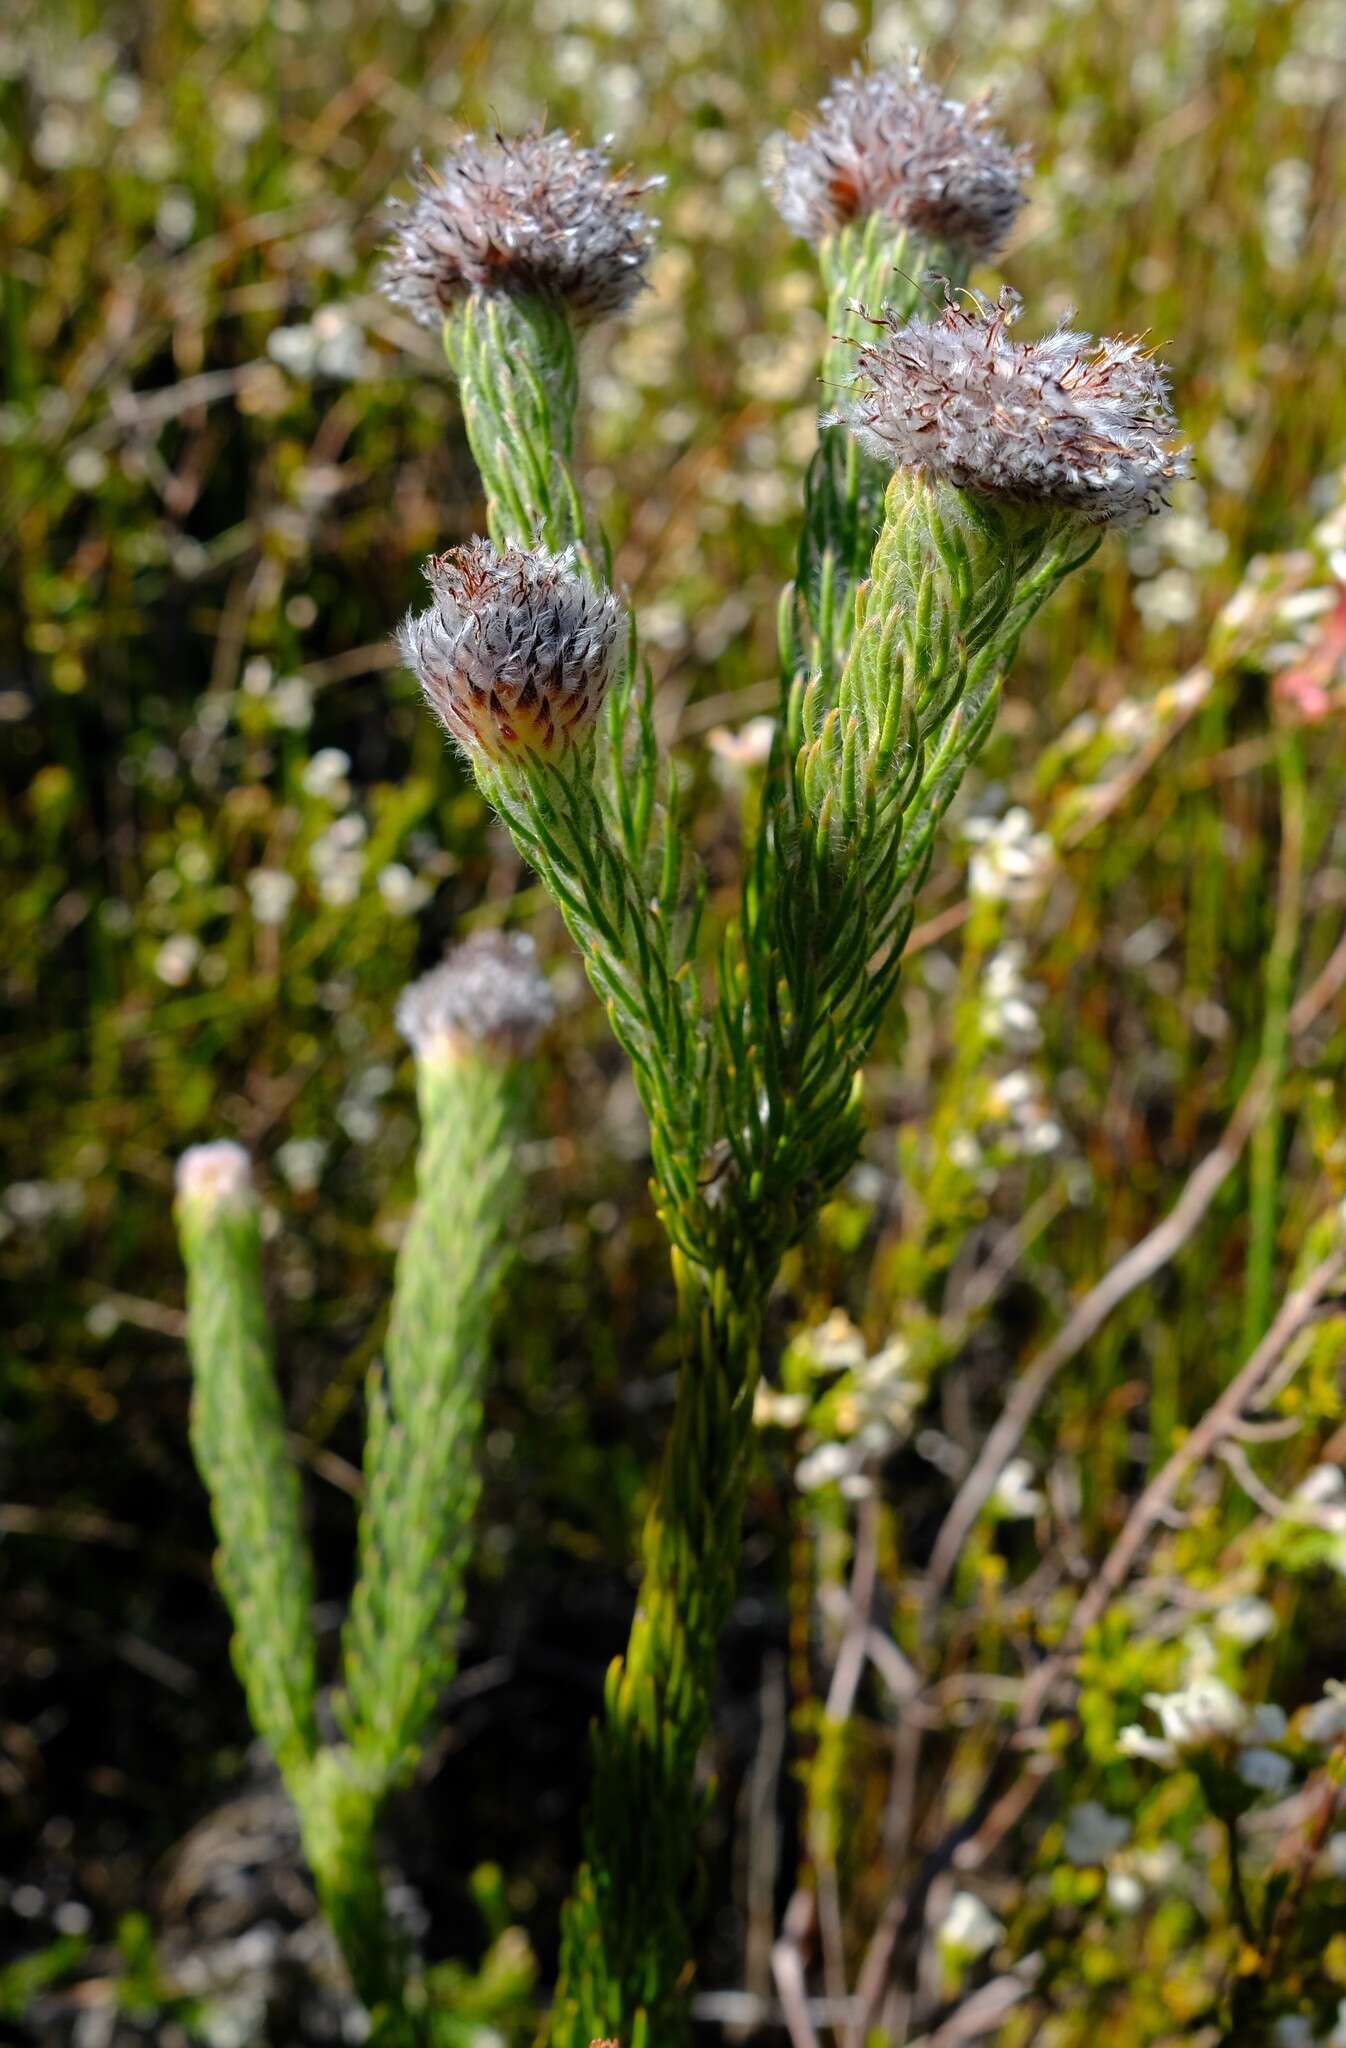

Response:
(3, 0), (1346, 2040)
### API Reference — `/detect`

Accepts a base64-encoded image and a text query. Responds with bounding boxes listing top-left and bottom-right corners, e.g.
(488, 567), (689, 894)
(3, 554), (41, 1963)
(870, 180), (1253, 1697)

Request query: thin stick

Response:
(921, 1059), (1274, 1630)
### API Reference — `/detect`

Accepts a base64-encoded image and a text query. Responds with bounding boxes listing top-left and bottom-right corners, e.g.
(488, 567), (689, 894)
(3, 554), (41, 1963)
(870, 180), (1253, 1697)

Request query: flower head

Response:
(396, 931), (556, 1061)
(175, 1141), (254, 1211)
(380, 129), (659, 328)
(841, 285), (1188, 527)
(768, 60), (1029, 261)
(400, 539), (624, 763)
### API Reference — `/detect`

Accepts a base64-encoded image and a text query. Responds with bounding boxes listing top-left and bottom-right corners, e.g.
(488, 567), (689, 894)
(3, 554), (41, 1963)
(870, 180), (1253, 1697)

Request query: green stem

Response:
(1242, 728), (1305, 1353)
(547, 1251), (766, 2048)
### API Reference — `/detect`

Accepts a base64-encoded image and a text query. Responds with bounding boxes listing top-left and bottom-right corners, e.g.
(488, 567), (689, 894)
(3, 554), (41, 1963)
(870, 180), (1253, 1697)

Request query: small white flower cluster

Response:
(991, 1456), (1044, 1519)
(1127, 480), (1229, 631)
(779, 1313), (923, 1502)
(2, 1178), (85, 1239)
(266, 305), (375, 382)
(336, 1062), (395, 1145)
(983, 1066), (1064, 1159)
(935, 1888), (1004, 1962)
(239, 657), (313, 732)
(310, 814), (367, 908)
(274, 1137), (328, 1195)
(247, 870), (297, 927)
(980, 943), (1044, 1051)
(1119, 1662), (1292, 1794)
(964, 804), (1056, 906)
(302, 747), (352, 804)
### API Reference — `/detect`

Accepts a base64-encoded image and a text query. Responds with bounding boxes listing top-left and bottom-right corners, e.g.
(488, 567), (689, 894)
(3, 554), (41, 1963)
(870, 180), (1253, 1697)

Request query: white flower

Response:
(1118, 1724), (1177, 1767)
(1106, 1870), (1144, 1913)
(1238, 1747), (1293, 1795)
(1327, 1831), (1346, 1878)
(1126, 1675), (1247, 1767)
(270, 677), (313, 730)
(1296, 1464), (1346, 1506)
(302, 747), (352, 802)
(708, 715), (776, 778)
(1272, 2019), (1315, 2048)
(1144, 1676), (1246, 1750)
(1062, 1801), (1130, 1866)
(1216, 1596), (1277, 1647)
(377, 863), (432, 914)
(794, 1442), (856, 1492)
(992, 1457), (1045, 1520)
(1249, 1704), (1288, 1743)
(155, 934), (201, 986)
(966, 805), (1056, 906)
(247, 869), (297, 926)
(1302, 1682), (1346, 1744)
(753, 1385), (808, 1429)
(274, 1138), (329, 1195)
(805, 1311), (868, 1373)
(936, 1890), (1003, 1960)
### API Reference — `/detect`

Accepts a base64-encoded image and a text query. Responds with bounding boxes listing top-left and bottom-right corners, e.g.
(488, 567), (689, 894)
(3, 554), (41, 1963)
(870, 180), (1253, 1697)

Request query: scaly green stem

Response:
(548, 1250), (766, 2048)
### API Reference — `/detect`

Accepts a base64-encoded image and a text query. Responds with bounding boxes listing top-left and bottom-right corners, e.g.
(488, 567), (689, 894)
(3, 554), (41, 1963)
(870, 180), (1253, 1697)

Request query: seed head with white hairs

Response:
(397, 932), (556, 1062)
(841, 285), (1188, 527)
(175, 1141), (255, 1211)
(399, 539), (624, 764)
(768, 60), (1029, 263)
(380, 128), (659, 329)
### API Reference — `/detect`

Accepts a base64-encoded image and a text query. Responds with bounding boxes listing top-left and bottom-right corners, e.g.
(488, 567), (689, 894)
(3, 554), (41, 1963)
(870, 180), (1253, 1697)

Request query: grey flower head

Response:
(380, 128), (659, 328)
(400, 538), (624, 762)
(397, 931), (556, 1060)
(768, 60), (1029, 261)
(176, 1141), (254, 1210)
(842, 285), (1188, 527)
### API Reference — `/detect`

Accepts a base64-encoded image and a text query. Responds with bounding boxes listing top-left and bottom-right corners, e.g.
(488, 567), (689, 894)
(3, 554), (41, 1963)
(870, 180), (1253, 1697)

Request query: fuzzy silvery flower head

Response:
(397, 931), (556, 1061)
(841, 285), (1188, 528)
(175, 1141), (254, 1211)
(767, 60), (1029, 261)
(400, 538), (624, 763)
(380, 129), (659, 328)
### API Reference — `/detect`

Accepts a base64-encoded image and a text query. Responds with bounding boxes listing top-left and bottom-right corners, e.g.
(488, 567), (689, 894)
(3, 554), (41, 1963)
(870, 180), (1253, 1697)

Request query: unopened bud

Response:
(400, 538), (623, 763)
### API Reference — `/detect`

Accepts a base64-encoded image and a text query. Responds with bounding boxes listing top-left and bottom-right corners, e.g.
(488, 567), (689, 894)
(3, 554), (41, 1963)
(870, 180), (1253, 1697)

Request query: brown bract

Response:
(768, 60), (1029, 261)
(380, 128), (659, 327)
(841, 285), (1189, 527)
